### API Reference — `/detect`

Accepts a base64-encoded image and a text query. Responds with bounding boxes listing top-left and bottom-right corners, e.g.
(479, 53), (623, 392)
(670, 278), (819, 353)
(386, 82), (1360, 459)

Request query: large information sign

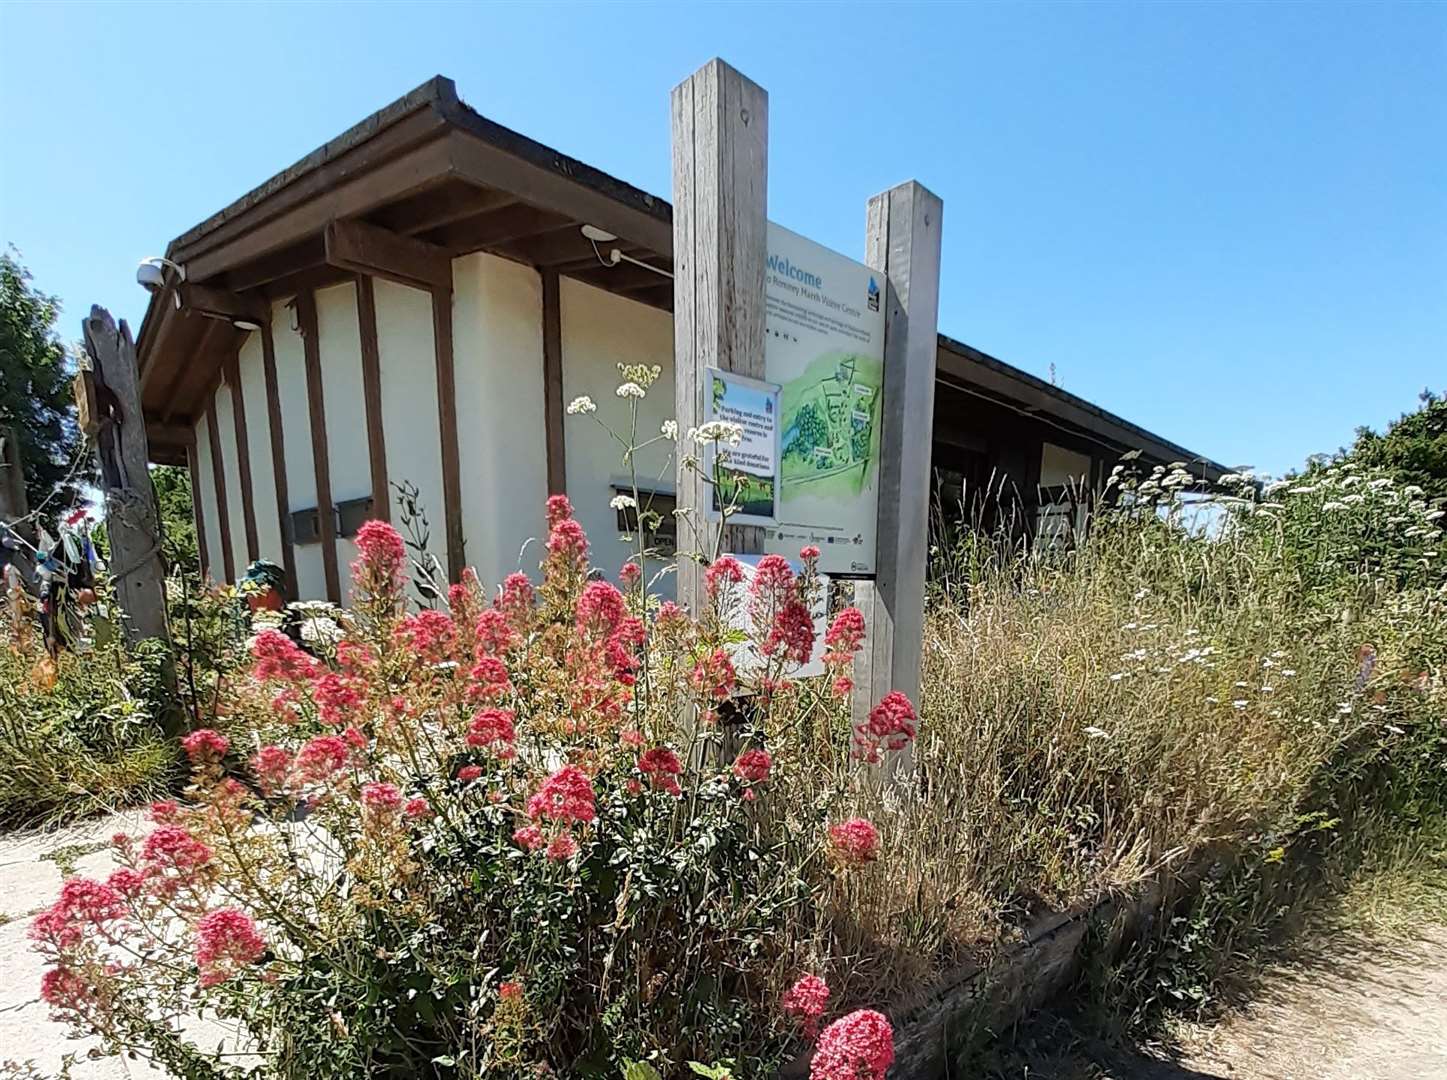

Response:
(762, 223), (886, 575)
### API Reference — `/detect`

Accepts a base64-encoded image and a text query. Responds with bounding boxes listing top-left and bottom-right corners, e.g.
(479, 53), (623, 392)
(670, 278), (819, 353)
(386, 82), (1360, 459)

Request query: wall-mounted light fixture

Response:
(580, 225), (674, 280)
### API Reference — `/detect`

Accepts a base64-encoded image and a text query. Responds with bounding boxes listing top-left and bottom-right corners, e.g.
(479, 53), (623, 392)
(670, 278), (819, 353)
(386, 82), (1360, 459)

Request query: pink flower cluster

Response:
(750, 554), (816, 666)
(852, 691), (918, 763)
(638, 746), (683, 796)
(294, 734), (351, 783)
(827, 817), (881, 867)
(704, 555), (743, 599)
(30, 878), (128, 950)
(782, 973), (830, 1038)
(732, 748), (772, 800)
(394, 609), (455, 662)
(691, 648), (738, 702)
(181, 728), (229, 762)
(251, 629), (318, 683)
(353, 519), (407, 594)
(526, 764), (597, 825)
(810, 1009), (894, 1080)
(466, 707), (517, 756)
(312, 672), (364, 727)
(194, 907), (266, 987)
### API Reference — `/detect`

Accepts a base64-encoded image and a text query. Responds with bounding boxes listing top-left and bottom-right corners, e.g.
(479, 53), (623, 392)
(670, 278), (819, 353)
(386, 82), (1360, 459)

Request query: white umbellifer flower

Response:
(1289, 485), (1316, 495)
(1083, 726), (1110, 739)
(691, 420), (744, 447)
(609, 494), (637, 511)
(1337, 702), (1353, 715)
(1322, 501), (1347, 511)
(1368, 478), (1392, 489)
(1403, 484), (1424, 497)
(1232, 700), (1248, 709)
(1281, 668), (1297, 677)
(616, 382), (646, 399)
(566, 395), (596, 415)
(660, 419), (678, 439)
(300, 616), (343, 647)
(1426, 510), (1445, 521)
(1109, 672), (1126, 682)
(1342, 493), (1364, 504)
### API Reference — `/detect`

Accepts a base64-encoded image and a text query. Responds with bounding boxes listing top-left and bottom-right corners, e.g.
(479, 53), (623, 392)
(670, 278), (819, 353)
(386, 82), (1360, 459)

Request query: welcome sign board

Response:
(762, 223), (885, 576)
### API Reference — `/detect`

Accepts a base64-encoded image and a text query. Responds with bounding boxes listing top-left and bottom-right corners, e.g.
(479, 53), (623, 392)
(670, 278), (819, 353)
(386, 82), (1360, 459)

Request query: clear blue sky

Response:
(1, 2), (1441, 477)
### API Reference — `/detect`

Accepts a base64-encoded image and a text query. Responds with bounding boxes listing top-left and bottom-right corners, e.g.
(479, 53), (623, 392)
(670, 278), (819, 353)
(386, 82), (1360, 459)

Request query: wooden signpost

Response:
(670, 59), (943, 754)
(671, 58), (769, 613)
(80, 306), (169, 644)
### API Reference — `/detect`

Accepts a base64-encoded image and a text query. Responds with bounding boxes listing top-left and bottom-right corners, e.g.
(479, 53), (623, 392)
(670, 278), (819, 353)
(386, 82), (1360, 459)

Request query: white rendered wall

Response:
(560, 278), (676, 585)
(212, 378), (247, 570)
(373, 279), (447, 584)
(315, 282), (369, 603)
(192, 410), (224, 583)
(452, 253), (549, 590)
(1040, 442), (1092, 488)
(271, 300), (326, 601)
(237, 330), (284, 566)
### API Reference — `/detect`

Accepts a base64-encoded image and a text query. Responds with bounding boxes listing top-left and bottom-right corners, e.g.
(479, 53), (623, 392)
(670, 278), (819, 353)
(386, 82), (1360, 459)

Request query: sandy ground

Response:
(987, 924), (1447, 1080)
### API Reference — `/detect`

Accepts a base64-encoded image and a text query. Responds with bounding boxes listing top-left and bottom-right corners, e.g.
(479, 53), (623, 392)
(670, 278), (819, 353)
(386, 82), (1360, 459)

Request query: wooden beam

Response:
(178, 283), (269, 327)
(425, 202), (570, 253)
(570, 261), (674, 294)
(205, 395), (235, 583)
(325, 218), (452, 292)
(259, 319), (298, 599)
(370, 184), (516, 235)
(431, 284), (464, 581)
(851, 181), (944, 759)
(224, 237), (328, 293)
(296, 291), (340, 603)
(355, 275), (390, 522)
(541, 270), (565, 495)
(671, 59), (769, 610)
(226, 353), (260, 562)
(187, 440), (210, 580)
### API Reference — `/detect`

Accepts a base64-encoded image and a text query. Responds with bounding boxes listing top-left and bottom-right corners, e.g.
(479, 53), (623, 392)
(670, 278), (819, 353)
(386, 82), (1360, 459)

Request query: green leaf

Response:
(622, 1061), (663, 1080)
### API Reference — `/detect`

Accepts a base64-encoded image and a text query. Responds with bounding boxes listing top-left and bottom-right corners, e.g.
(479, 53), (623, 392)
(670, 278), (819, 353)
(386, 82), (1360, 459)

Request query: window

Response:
(613, 486), (677, 556)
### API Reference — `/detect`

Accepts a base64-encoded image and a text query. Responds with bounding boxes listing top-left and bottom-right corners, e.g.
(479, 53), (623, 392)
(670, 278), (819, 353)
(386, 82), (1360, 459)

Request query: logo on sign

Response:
(867, 276), (880, 312)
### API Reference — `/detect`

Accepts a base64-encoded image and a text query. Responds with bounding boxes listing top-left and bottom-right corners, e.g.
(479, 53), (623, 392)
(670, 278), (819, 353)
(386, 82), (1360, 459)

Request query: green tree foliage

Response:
(0, 250), (82, 517)
(1348, 390), (1447, 507)
(151, 463), (199, 575)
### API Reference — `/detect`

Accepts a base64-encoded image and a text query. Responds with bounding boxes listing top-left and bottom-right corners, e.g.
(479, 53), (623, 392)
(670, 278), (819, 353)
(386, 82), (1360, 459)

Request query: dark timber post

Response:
(80, 306), (169, 644)
(670, 58), (769, 614)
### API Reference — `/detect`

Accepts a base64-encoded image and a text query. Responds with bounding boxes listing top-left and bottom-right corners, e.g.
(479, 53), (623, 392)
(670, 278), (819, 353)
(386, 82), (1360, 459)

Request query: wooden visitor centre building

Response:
(134, 76), (1224, 604)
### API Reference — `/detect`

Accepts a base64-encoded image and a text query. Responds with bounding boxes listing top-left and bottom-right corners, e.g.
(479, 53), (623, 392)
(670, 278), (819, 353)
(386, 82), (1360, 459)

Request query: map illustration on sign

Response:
(763, 223), (886, 575)
(779, 352), (881, 501)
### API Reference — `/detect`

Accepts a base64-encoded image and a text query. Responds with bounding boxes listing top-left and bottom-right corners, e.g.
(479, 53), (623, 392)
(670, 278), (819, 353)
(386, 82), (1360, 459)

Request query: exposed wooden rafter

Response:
(325, 219), (452, 292)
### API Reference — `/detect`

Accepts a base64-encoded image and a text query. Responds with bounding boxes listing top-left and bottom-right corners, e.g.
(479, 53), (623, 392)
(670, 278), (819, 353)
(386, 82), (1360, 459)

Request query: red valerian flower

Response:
(732, 748), (773, 789)
(29, 878), (128, 949)
(360, 782), (403, 815)
(498, 979), (524, 1003)
(526, 764), (597, 824)
(251, 745), (293, 794)
(637, 746), (684, 796)
(546, 831), (580, 861)
(142, 826), (214, 873)
(576, 580), (627, 638)
(852, 690), (918, 763)
(457, 764), (484, 784)
(294, 734), (350, 782)
(545, 493), (575, 530)
(194, 907), (266, 987)
(546, 518), (589, 564)
(312, 672), (364, 727)
(394, 609), (455, 662)
(474, 609), (516, 656)
(251, 629), (318, 683)
(823, 606), (866, 659)
(765, 600), (816, 666)
(181, 728), (229, 761)
(468, 655), (514, 700)
(827, 817), (881, 867)
(704, 555), (744, 599)
(810, 1009), (894, 1080)
(691, 648), (738, 702)
(799, 544), (821, 562)
(403, 796), (431, 819)
(353, 520), (406, 586)
(39, 966), (89, 1013)
(149, 799), (180, 824)
(619, 561), (642, 587)
(106, 867), (146, 899)
(496, 572), (535, 626)
(466, 708), (517, 755)
(782, 973), (831, 1038)
(512, 824), (545, 851)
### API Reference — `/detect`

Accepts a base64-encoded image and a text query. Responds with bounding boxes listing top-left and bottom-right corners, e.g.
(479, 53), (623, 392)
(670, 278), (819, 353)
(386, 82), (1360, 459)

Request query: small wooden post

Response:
(671, 58), (769, 613)
(81, 306), (169, 644)
(852, 183), (944, 753)
(0, 424), (29, 523)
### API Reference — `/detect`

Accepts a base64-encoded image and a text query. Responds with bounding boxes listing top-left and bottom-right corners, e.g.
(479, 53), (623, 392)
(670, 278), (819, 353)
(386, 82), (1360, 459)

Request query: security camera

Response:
(136, 256), (186, 293)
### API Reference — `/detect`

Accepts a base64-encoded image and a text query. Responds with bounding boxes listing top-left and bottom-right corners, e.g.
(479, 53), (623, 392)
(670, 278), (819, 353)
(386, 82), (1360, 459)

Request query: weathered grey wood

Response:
(81, 307), (169, 644)
(853, 183), (943, 753)
(671, 58), (768, 611)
